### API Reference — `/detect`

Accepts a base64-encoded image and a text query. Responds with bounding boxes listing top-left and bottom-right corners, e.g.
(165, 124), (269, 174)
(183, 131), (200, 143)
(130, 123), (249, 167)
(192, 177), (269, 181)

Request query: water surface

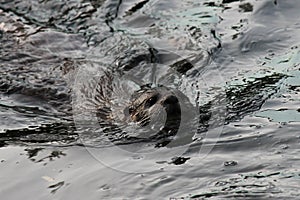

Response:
(1, 0), (300, 199)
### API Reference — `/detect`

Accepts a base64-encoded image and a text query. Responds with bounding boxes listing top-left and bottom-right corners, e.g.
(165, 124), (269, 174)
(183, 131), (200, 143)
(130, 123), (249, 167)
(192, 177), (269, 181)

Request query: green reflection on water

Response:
(256, 109), (300, 123)
(267, 49), (300, 73)
(172, 7), (220, 26)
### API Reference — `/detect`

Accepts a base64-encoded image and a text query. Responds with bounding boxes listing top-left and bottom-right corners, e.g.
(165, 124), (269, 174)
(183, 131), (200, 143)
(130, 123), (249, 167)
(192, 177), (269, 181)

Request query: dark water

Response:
(1, 0), (300, 199)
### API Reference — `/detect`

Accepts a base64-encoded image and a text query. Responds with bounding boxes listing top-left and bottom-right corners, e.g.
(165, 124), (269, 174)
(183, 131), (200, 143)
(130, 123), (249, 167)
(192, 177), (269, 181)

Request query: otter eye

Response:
(145, 95), (158, 108)
(128, 107), (134, 114)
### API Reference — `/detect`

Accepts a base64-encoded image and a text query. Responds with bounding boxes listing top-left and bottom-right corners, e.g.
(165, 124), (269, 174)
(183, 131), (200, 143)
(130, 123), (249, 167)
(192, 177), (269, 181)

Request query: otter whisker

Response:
(139, 116), (151, 126)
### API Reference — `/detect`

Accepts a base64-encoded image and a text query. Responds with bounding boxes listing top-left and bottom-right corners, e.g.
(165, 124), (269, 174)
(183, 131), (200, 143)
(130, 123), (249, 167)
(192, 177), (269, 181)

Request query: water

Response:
(1, 0), (300, 199)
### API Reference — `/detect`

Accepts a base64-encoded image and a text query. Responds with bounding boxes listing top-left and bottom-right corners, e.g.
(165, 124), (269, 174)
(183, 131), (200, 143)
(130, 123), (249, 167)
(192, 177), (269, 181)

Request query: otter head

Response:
(125, 86), (181, 130)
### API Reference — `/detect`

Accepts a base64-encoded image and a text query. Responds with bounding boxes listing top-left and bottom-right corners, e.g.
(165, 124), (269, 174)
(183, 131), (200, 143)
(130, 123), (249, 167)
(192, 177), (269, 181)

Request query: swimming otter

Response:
(95, 85), (182, 138)
(94, 84), (195, 143)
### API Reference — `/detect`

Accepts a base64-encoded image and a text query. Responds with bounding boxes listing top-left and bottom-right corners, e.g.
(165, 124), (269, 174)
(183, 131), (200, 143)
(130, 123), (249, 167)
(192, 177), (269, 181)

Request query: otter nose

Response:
(163, 95), (178, 105)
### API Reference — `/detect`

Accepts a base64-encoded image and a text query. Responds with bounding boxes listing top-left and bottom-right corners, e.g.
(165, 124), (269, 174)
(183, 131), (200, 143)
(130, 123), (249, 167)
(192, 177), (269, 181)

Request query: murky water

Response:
(1, 0), (300, 199)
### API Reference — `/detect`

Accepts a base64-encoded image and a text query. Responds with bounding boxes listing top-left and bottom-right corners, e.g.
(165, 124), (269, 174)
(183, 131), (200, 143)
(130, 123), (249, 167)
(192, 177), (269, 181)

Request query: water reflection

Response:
(0, 0), (300, 199)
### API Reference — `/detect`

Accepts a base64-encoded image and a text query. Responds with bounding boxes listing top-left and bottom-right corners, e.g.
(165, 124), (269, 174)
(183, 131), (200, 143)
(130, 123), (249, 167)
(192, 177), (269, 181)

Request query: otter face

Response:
(126, 87), (181, 127)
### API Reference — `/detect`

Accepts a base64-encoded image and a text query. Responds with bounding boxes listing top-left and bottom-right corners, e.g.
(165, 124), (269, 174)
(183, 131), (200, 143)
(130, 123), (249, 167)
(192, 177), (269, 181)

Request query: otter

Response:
(95, 85), (184, 141)
(91, 81), (200, 147)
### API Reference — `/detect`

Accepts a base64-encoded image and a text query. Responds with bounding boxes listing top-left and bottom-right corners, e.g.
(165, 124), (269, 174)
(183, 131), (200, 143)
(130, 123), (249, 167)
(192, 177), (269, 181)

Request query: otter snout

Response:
(160, 95), (181, 116)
